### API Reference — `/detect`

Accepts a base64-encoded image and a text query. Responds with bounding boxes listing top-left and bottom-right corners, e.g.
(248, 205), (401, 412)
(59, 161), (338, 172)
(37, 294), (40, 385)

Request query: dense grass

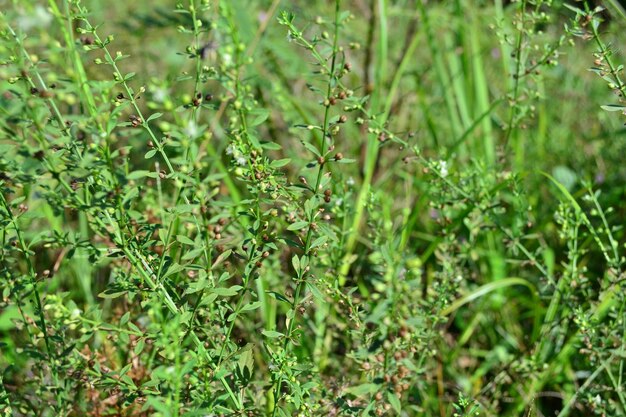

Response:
(2, 0), (626, 416)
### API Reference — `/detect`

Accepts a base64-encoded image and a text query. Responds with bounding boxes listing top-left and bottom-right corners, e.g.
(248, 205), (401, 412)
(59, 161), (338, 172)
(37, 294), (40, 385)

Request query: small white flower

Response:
(236, 156), (247, 166)
(437, 160), (448, 178)
(225, 144), (235, 155)
(346, 177), (355, 186)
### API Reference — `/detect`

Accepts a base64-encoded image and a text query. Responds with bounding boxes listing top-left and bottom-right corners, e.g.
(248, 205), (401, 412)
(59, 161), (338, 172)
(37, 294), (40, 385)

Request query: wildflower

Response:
(437, 160), (448, 178)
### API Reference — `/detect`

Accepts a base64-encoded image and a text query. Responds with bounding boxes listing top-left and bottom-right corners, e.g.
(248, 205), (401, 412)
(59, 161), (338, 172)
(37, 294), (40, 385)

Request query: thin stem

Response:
(270, 1), (342, 414)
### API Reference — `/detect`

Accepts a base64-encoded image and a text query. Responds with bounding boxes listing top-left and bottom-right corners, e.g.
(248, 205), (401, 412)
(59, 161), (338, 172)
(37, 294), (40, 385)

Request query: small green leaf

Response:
(98, 289), (127, 299)
(146, 112), (163, 122)
(387, 392), (401, 413)
(127, 170), (154, 180)
(134, 338), (145, 356)
(345, 383), (380, 396)
(176, 235), (195, 246)
(249, 109), (270, 126)
(261, 330), (284, 338)
(162, 263), (184, 279)
(240, 301), (262, 312)
(306, 282), (325, 302)
(287, 221), (308, 231)
(212, 286), (242, 297)
(270, 158), (291, 168)
(600, 104), (626, 112)
(309, 235), (328, 249)
(120, 312), (130, 326)
(261, 141), (282, 150)
(302, 141), (321, 156)
(212, 249), (232, 268)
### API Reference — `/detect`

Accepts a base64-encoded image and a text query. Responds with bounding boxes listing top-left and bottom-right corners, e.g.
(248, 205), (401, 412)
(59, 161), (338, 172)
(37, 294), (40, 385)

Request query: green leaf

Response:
(247, 133), (262, 149)
(270, 158), (291, 168)
(261, 330), (284, 338)
(212, 286), (242, 297)
(176, 235), (195, 246)
(98, 289), (127, 299)
(291, 255), (300, 272)
(120, 312), (130, 326)
(212, 249), (232, 268)
(127, 170), (155, 180)
(306, 282), (325, 302)
(249, 108), (270, 126)
(144, 149), (157, 159)
(146, 112), (163, 122)
(287, 221), (308, 231)
(162, 263), (184, 279)
(182, 247), (205, 261)
(387, 392), (401, 413)
(261, 141), (282, 150)
(134, 338), (145, 356)
(600, 105), (626, 112)
(302, 141), (321, 157)
(266, 291), (292, 305)
(240, 301), (262, 312)
(345, 383), (381, 396)
(309, 235), (327, 250)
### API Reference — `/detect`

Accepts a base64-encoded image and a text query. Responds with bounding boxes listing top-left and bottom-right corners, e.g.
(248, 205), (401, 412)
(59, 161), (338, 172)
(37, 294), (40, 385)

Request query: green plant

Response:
(2, 1), (626, 416)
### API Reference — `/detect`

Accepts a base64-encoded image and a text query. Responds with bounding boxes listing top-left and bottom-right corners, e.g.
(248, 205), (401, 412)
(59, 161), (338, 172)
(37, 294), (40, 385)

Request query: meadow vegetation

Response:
(1, 0), (626, 416)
